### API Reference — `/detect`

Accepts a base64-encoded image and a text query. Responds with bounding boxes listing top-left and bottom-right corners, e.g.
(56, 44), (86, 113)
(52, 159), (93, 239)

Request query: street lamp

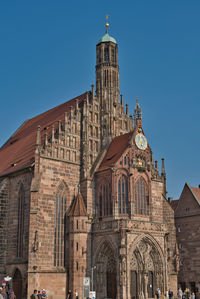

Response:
(91, 266), (96, 292)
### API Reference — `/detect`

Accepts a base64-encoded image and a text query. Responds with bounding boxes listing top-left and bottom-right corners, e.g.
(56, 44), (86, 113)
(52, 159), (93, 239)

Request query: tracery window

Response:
(17, 184), (25, 258)
(54, 184), (67, 267)
(118, 175), (129, 215)
(98, 182), (112, 217)
(135, 177), (149, 215)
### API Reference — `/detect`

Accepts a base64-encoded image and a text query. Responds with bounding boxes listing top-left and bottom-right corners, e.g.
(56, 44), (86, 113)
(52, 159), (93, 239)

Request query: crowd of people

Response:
(0, 287), (15, 299)
(155, 287), (196, 299)
(30, 289), (48, 298)
(31, 289), (79, 299)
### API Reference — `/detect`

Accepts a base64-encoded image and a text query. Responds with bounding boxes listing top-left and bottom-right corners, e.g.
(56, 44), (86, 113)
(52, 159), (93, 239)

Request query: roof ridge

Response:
(186, 182), (200, 206)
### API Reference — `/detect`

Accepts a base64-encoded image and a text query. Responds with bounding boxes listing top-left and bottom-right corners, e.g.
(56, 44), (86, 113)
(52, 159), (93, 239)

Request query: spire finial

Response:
(105, 15), (110, 33)
(134, 97), (142, 128)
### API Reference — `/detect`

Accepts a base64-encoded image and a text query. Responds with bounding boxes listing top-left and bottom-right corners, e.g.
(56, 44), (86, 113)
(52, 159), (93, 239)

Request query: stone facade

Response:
(0, 26), (178, 299)
(173, 183), (200, 293)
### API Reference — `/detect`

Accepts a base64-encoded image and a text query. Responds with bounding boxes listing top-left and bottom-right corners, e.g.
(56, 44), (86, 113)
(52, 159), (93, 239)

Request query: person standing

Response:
(169, 289), (173, 299)
(30, 290), (38, 299)
(8, 291), (16, 299)
(37, 290), (42, 298)
(178, 287), (183, 299)
(0, 287), (4, 299)
(156, 288), (161, 299)
(67, 290), (72, 299)
(41, 290), (48, 298)
(1, 288), (7, 299)
(75, 290), (78, 299)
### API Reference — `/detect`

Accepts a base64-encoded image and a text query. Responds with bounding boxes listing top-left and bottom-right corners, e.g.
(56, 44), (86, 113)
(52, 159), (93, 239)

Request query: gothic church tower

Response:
(96, 21), (132, 147)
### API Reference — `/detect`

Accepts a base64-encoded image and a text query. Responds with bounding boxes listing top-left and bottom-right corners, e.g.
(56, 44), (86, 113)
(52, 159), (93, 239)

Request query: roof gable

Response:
(98, 131), (133, 171)
(175, 182), (200, 216)
(0, 92), (87, 177)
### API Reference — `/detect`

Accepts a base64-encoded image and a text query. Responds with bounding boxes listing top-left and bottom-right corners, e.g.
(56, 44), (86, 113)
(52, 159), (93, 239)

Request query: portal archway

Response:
(129, 236), (165, 299)
(95, 240), (117, 299)
(13, 268), (23, 299)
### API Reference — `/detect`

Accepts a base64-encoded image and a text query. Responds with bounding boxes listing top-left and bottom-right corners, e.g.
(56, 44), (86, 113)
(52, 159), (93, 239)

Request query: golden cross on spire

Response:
(136, 96), (139, 104)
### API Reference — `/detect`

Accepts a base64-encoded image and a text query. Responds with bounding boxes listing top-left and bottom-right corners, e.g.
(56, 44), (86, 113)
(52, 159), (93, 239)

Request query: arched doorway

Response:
(95, 241), (117, 299)
(13, 268), (23, 299)
(130, 237), (164, 299)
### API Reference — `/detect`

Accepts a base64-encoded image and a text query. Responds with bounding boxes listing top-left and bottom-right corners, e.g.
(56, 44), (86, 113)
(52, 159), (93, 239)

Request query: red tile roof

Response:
(68, 192), (87, 217)
(0, 92), (88, 177)
(98, 131), (133, 171)
(190, 186), (200, 204)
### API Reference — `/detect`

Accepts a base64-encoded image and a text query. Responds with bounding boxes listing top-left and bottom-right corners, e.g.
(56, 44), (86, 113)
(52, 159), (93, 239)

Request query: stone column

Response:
(144, 273), (148, 299)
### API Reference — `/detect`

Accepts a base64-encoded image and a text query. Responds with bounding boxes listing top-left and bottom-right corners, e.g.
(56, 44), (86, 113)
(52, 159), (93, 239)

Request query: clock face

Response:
(135, 133), (147, 150)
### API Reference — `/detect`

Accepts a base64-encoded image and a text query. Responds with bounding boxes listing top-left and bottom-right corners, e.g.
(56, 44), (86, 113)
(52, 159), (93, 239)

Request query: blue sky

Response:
(0, 0), (200, 199)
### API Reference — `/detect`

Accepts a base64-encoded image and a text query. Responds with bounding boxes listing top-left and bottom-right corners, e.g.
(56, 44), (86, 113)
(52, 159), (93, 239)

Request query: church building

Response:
(0, 22), (178, 299)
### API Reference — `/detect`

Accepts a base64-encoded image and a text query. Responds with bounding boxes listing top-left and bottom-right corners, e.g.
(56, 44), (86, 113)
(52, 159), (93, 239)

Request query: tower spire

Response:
(134, 98), (142, 129)
(96, 16), (119, 145)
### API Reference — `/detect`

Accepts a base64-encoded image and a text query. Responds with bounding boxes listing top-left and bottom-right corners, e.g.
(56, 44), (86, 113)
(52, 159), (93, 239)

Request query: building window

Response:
(90, 126), (93, 136)
(118, 175), (129, 215)
(54, 184), (67, 267)
(95, 114), (98, 123)
(76, 261), (79, 271)
(135, 177), (149, 216)
(98, 183), (112, 217)
(95, 141), (98, 152)
(95, 127), (98, 137)
(89, 140), (93, 151)
(104, 46), (109, 61)
(73, 137), (76, 148)
(17, 184), (25, 258)
(76, 242), (78, 251)
(178, 226), (181, 232)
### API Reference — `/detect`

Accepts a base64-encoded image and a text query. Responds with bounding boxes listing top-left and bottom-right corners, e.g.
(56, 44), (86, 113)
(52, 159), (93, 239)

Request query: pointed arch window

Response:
(54, 184), (67, 267)
(118, 175), (129, 215)
(98, 182), (112, 217)
(135, 177), (149, 215)
(17, 184), (25, 258)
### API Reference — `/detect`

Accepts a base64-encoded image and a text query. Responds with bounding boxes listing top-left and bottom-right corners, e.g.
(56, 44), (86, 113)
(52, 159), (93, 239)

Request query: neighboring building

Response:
(0, 23), (178, 299)
(172, 183), (200, 293)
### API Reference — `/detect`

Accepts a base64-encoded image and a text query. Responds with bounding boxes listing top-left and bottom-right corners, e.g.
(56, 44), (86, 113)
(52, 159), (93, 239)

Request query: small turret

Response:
(134, 99), (142, 128)
(67, 186), (88, 298)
